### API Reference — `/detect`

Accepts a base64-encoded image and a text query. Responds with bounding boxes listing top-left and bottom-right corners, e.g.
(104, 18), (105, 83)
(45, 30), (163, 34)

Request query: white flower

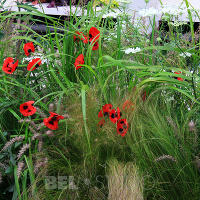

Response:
(179, 52), (192, 58)
(138, 7), (159, 17)
(22, 53), (49, 64)
(123, 47), (141, 54)
(168, 21), (188, 27)
(105, 32), (117, 41)
(102, 10), (121, 18)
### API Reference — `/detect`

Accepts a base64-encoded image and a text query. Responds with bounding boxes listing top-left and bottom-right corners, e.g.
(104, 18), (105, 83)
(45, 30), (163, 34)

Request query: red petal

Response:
(2, 57), (18, 74)
(24, 42), (35, 56)
(43, 112), (64, 130)
(98, 110), (103, 118)
(49, 112), (64, 120)
(122, 100), (134, 111)
(177, 77), (183, 81)
(43, 118), (58, 130)
(89, 27), (100, 42)
(98, 119), (105, 128)
(27, 58), (42, 71)
(19, 101), (36, 116)
(102, 104), (113, 114)
(82, 36), (88, 44)
(74, 54), (84, 70)
(174, 72), (183, 81)
(91, 42), (99, 51)
(117, 119), (128, 136)
(74, 32), (88, 44)
(109, 109), (117, 124)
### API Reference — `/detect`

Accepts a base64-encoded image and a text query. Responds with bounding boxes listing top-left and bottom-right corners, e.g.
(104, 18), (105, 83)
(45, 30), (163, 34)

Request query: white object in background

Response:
(1, 0), (17, 10)
(123, 47), (141, 54)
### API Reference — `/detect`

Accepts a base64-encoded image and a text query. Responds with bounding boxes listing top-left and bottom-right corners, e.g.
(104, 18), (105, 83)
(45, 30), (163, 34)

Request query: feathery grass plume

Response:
(34, 157), (48, 174)
(48, 103), (55, 112)
(166, 117), (179, 138)
(17, 161), (25, 178)
(1, 136), (25, 152)
(29, 126), (39, 136)
(188, 120), (196, 132)
(154, 155), (177, 162)
(37, 122), (45, 130)
(19, 119), (39, 130)
(17, 144), (30, 160)
(38, 139), (43, 152)
(45, 130), (54, 137)
(107, 159), (143, 200)
(31, 133), (41, 141)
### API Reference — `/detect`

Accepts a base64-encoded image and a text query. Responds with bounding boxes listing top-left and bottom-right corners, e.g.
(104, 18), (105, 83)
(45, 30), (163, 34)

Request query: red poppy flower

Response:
(122, 100), (134, 111)
(2, 57), (18, 74)
(74, 54), (84, 70)
(89, 27), (100, 43)
(27, 58), (42, 71)
(24, 42), (35, 56)
(109, 107), (122, 124)
(91, 41), (99, 51)
(102, 104), (113, 117)
(98, 118), (105, 128)
(74, 31), (88, 44)
(43, 112), (64, 130)
(98, 110), (103, 118)
(117, 119), (129, 137)
(82, 36), (88, 44)
(20, 101), (37, 116)
(174, 71), (183, 81)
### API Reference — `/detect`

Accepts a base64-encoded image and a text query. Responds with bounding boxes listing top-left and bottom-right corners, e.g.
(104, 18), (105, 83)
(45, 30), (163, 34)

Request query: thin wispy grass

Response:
(0, 0), (199, 199)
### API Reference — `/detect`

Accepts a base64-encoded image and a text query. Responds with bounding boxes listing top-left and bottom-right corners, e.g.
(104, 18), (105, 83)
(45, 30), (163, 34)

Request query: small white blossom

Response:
(179, 52), (192, 58)
(123, 47), (141, 54)
(105, 32), (117, 41)
(168, 21), (187, 27)
(102, 10), (121, 18)
(22, 53), (49, 64)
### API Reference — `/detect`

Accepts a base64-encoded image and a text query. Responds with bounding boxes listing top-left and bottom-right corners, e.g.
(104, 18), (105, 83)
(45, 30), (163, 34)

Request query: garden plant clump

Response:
(0, 0), (200, 199)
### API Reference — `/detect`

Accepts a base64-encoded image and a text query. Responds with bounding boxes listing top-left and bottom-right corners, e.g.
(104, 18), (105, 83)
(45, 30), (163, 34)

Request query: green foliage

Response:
(0, 0), (199, 199)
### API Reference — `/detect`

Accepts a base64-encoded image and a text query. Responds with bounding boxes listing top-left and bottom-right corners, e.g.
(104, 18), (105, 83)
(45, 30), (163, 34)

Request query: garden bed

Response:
(0, 1), (199, 200)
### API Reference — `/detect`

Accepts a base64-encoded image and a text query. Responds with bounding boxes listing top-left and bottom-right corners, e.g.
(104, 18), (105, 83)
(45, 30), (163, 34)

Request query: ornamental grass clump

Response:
(125, 93), (200, 199)
(107, 159), (143, 200)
